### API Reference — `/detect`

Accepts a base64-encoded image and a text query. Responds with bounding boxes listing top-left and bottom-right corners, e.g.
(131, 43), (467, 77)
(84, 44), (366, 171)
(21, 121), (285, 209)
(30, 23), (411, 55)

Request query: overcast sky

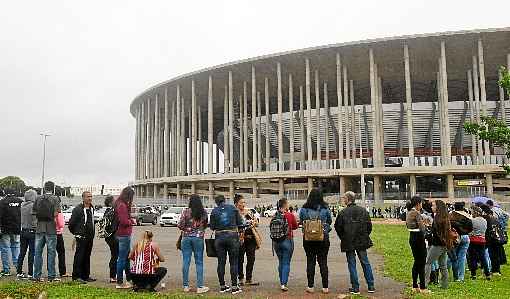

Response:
(1, 0), (507, 187)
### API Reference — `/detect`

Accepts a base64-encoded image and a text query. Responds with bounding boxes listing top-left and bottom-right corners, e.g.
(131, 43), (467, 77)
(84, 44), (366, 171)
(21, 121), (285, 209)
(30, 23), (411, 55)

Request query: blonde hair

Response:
(134, 230), (153, 253)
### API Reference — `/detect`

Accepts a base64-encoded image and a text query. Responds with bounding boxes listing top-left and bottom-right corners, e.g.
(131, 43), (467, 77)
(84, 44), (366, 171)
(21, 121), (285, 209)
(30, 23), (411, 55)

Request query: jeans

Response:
(214, 232), (240, 287)
(409, 232), (426, 289)
(17, 229), (35, 275)
(105, 235), (118, 279)
(33, 233), (57, 279)
(274, 239), (294, 285)
(238, 238), (257, 281)
(131, 267), (167, 291)
(116, 235), (131, 284)
(181, 236), (205, 288)
(484, 247), (492, 272)
(346, 250), (375, 291)
(56, 234), (66, 276)
(451, 235), (470, 281)
(303, 239), (329, 289)
(468, 243), (490, 277)
(425, 245), (448, 289)
(0, 234), (21, 273)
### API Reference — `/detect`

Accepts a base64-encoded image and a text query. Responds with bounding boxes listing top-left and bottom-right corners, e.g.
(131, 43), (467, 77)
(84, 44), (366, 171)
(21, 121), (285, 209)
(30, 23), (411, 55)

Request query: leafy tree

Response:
(464, 66), (510, 173)
(0, 176), (26, 195)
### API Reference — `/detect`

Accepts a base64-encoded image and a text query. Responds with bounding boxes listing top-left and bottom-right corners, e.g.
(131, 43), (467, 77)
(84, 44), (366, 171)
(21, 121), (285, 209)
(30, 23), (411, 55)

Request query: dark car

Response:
(131, 206), (159, 226)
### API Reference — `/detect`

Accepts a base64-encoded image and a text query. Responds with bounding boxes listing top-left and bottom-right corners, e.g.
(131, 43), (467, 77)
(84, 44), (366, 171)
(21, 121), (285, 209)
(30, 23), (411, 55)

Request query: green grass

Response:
(371, 223), (510, 299)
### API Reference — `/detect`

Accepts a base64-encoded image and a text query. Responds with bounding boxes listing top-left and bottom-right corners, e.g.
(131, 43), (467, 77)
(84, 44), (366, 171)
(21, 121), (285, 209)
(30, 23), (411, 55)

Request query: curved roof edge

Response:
(129, 27), (510, 115)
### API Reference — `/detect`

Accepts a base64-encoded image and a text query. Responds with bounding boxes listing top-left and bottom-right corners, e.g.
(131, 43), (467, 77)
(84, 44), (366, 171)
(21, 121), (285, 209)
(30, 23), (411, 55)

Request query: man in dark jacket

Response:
(0, 188), (22, 275)
(68, 191), (95, 284)
(335, 191), (375, 295)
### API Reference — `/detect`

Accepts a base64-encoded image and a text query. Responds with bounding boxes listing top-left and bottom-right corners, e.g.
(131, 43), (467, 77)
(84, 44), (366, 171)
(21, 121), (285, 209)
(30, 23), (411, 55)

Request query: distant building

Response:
(70, 185), (122, 196)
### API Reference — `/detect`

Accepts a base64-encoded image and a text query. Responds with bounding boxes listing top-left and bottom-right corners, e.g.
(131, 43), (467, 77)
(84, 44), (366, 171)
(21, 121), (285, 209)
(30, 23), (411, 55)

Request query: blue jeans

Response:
(181, 236), (205, 288)
(116, 236), (131, 284)
(484, 248), (492, 272)
(33, 233), (57, 279)
(451, 235), (470, 281)
(274, 239), (294, 285)
(346, 250), (375, 291)
(0, 234), (20, 273)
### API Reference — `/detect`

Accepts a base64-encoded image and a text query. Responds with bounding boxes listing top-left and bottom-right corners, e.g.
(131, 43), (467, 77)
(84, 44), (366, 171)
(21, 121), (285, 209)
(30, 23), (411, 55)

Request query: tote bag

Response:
(205, 232), (217, 257)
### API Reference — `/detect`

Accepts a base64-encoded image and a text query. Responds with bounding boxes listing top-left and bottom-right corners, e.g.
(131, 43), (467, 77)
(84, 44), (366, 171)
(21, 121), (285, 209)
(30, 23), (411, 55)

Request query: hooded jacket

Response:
(0, 194), (23, 234)
(21, 190), (38, 230)
(335, 202), (373, 252)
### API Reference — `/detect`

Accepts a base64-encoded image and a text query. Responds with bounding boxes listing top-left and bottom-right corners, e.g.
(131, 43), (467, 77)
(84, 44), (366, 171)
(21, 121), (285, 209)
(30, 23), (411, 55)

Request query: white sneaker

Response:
(322, 288), (329, 294)
(197, 286), (209, 294)
(160, 282), (166, 289)
(116, 283), (132, 289)
(281, 285), (288, 292)
(306, 287), (314, 293)
(183, 286), (190, 292)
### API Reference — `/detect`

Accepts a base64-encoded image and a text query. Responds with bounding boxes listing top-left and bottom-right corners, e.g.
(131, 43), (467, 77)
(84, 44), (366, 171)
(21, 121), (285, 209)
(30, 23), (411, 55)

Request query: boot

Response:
(433, 270), (439, 284)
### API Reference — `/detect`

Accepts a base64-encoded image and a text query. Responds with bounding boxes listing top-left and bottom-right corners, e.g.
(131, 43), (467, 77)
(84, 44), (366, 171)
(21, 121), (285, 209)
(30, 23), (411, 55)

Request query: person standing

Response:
(102, 195), (118, 283)
(234, 194), (259, 286)
(299, 189), (332, 294)
(209, 195), (243, 295)
(487, 200), (508, 265)
(178, 194), (209, 294)
(55, 199), (68, 278)
(32, 182), (61, 282)
(449, 202), (473, 282)
(335, 191), (375, 295)
(467, 205), (491, 279)
(16, 189), (37, 279)
(480, 204), (502, 276)
(424, 200), (451, 289)
(129, 231), (167, 292)
(0, 188), (22, 276)
(68, 191), (96, 283)
(115, 187), (136, 289)
(273, 198), (298, 292)
(405, 196), (429, 294)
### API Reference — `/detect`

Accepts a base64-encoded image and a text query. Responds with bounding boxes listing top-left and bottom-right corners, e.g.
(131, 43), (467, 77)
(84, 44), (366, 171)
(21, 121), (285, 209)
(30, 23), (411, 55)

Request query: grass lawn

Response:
(371, 223), (510, 299)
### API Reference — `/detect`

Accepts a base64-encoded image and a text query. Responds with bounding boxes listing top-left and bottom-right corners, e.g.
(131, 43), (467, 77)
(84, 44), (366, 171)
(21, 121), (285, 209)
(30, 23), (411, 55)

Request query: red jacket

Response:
(284, 211), (298, 239)
(115, 200), (133, 237)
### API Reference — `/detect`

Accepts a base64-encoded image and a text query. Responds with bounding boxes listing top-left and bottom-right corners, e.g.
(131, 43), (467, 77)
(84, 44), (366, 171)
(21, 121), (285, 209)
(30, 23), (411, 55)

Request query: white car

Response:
(62, 207), (74, 225)
(263, 208), (277, 217)
(94, 207), (108, 223)
(159, 207), (186, 227)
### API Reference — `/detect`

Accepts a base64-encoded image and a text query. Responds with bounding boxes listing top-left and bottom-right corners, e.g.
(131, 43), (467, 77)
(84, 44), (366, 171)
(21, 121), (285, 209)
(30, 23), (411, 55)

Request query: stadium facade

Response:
(130, 28), (510, 203)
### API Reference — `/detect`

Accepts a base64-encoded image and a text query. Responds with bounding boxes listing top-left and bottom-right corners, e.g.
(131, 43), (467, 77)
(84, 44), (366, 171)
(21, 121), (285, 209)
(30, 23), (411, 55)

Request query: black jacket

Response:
(68, 203), (95, 238)
(335, 203), (373, 252)
(0, 195), (22, 234)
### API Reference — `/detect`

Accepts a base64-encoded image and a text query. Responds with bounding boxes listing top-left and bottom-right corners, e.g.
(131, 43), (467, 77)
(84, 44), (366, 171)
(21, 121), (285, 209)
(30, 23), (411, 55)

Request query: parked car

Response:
(250, 208), (261, 223)
(159, 207), (186, 227)
(263, 208), (277, 218)
(94, 207), (108, 223)
(62, 207), (74, 225)
(131, 206), (159, 226)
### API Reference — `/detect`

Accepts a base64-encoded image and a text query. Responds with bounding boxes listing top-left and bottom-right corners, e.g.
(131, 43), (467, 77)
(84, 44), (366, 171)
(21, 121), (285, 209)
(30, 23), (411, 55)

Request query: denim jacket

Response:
(209, 203), (243, 232)
(299, 206), (332, 238)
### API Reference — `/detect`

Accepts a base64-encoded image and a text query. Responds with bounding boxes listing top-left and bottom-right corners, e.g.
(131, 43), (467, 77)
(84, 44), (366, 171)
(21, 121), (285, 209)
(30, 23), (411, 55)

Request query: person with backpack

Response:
(467, 205), (491, 280)
(0, 188), (22, 276)
(115, 187), (136, 289)
(298, 189), (332, 294)
(271, 198), (298, 292)
(335, 191), (375, 295)
(449, 202), (473, 282)
(487, 200), (508, 265)
(209, 195), (243, 295)
(177, 194), (209, 294)
(405, 196), (429, 294)
(68, 191), (96, 283)
(480, 204), (502, 276)
(32, 181), (61, 282)
(16, 189), (37, 279)
(99, 195), (118, 283)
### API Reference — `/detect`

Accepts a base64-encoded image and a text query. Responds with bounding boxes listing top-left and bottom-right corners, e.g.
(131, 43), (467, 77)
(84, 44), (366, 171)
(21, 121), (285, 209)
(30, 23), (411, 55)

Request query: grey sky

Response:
(1, 0), (507, 187)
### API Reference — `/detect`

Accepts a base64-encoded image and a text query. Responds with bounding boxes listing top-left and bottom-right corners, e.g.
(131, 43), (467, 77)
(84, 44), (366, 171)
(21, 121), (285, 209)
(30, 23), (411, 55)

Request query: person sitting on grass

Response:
(129, 230), (167, 292)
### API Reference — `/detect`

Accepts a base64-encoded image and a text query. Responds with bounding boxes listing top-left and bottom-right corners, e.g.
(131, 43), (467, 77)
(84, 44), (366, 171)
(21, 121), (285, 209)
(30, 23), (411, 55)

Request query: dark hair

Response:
(302, 189), (328, 209)
(44, 181), (54, 193)
(189, 194), (206, 221)
(116, 187), (135, 212)
(422, 200), (433, 214)
(433, 200), (450, 246)
(480, 204), (493, 216)
(233, 194), (243, 205)
(454, 201), (466, 211)
(486, 200), (494, 207)
(215, 195), (225, 206)
(104, 195), (114, 207)
(277, 198), (288, 209)
(410, 196), (423, 208)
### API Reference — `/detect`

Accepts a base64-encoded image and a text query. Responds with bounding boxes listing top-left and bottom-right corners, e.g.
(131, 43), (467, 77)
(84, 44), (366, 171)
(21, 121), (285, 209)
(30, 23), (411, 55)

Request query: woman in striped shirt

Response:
(129, 231), (166, 292)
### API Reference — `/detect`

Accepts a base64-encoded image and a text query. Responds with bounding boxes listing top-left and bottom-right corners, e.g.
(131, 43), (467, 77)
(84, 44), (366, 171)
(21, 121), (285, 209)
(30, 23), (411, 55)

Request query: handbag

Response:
(176, 233), (182, 250)
(205, 232), (217, 257)
(251, 226), (263, 250)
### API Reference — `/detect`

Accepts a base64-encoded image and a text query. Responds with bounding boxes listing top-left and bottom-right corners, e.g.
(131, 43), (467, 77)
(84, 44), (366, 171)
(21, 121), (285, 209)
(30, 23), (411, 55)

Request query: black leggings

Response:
(303, 239), (329, 289)
(238, 238), (257, 281)
(488, 244), (502, 274)
(105, 236), (118, 279)
(468, 243), (490, 277)
(56, 234), (66, 276)
(131, 267), (167, 291)
(409, 232), (426, 289)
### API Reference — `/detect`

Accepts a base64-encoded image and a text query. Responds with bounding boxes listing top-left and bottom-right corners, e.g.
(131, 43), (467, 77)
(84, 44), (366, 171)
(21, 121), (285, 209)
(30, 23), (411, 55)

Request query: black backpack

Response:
(36, 195), (54, 221)
(270, 212), (288, 243)
(98, 208), (118, 239)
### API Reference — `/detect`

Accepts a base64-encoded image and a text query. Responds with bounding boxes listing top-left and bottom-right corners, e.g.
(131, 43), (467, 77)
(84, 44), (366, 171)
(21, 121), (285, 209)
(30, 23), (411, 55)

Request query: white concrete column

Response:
(350, 80), (357, 168)
(299, 86), (305, 164)
(277, 62), (284, 171)
(467, 70), (478, 164)
(323, 82), (330, 167)
(499, 71), (506, 122)
(377, 74), (385, 166)
(289, 73), (295, 170)
(440, 41), (451, 165)
(305, 58), (313, 166)
(163, 184), (168, 199)
(181, 99), (186, 175)
(154, 94), (159, 178)
(191, 80), (197, 175)
(369, 49), (378, 168)
(239, 92), (245, 173)
(147, 98), (153, 178)
(373, 175), (382, 204)
(188, 110), (192, 174)
(307, 177), (313, 193)
(135, 105), (139, 179)
(208, 182), (214, 202)
(141, 102), (146, 179)
(229, 181), (235, 201)
(208, 76), (214, 174)
(404, 44), (415, 167)
(243, 82), (249, 172)
(409, 174), (416, 196)
(171, 100), (176, 176)
(153, 184), (158, 199)
(223, 85), (229, 173)
(176, 183), (181, 200)
(343, 66), (351, 164)
(198, 105), (202, 174)
(278, 178), (284, 198)
(336, 53), (344, 168)
(472, 56), (484, 164)
(191, 182), (196, 194)
(176, 87), (181, 175)
(486, 173), (493, 196)
(164, 88), (169, 177)
(228, 72), (234, 173)
(252, 180), (258, 199)
(447, 174), (454, 199)
(437, 68), (445, 162)
(478, 38), (490, 163)
(315, 69), (321, 165)
(265, 78), (271, 169)
(339, 176), (346, 196)
(257, 91), (262, 171)
(252, 66), (258, 172)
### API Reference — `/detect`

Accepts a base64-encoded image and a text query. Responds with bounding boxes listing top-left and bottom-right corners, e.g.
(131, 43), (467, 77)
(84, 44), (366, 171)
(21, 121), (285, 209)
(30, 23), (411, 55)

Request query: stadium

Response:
(130, 27), (510, 204)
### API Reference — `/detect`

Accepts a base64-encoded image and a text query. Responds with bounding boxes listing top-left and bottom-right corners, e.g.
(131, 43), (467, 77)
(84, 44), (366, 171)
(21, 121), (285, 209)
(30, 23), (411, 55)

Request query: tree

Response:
(0, 176), (26, 195)
(464, 66), (510, 173)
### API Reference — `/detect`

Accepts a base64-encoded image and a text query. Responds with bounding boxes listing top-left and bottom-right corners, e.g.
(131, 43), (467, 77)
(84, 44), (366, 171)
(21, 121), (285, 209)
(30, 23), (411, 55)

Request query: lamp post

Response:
(40, 133), (51, 195)
(357, 108), (366, 204)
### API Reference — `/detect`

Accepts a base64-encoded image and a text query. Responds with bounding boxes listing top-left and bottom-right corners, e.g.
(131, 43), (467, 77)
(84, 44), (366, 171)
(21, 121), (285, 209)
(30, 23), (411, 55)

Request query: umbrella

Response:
(471, 196), (500, 207)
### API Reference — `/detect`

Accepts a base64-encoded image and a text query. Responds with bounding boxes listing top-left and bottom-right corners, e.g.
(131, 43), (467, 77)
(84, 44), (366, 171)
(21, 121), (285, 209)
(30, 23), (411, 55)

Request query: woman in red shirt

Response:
(273, 198), (298, 292)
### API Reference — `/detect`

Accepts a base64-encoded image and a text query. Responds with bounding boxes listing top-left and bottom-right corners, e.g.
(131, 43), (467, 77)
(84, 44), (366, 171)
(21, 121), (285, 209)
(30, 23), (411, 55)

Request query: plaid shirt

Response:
(178, 208), (208, 238)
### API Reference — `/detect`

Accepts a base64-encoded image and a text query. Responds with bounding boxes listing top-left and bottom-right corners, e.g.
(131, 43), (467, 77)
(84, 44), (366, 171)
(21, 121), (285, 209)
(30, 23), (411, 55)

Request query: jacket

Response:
(21, 190), (37, 230)
(209, 203), (243, 232)
(299, 205), (332, 239)
(334, 203), (373, 252)
(68, 203), (95, 238)
(115, 200), (133, 237)
(0, 195), (22, 234)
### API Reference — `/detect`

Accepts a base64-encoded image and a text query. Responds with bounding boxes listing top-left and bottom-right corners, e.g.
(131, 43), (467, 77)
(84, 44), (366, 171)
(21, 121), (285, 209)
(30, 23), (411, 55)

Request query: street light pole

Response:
(40, 133), (51, 195)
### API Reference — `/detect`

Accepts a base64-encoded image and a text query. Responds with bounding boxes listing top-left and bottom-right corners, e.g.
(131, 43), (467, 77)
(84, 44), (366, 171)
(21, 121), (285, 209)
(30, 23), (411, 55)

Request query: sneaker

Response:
(1, 272), (11, 277)
(349, 288), (360, 295)
(368, 286), (376, 293)
(49, 277), (61, 282)
(305, 287), (314, 293)
(183, 286), (190, 293)
(219, 285), (231, 293)
(281, 285), (288, 292)
(322, 288), (329, 294)
(16, 273), (27, 280)
(419, 289), (432, 294)
(231, 286), (242, 295)
(197, 286), (209, 294)
(493, 272), (502, 277)
(116, 283), (132, 289)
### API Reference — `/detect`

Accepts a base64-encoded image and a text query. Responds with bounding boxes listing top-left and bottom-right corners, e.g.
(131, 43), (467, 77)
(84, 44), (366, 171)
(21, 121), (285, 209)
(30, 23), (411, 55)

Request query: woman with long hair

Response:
(424, 200), (450, 289)
(298, 189), (332, 294)
(177, 194), (209, 294)
(115, 186), (136, 289)
(273, 198), (298, 292)
(234, 194), (259, 287)
(129, 230), (167, 292)
(104, 195), (118, 283)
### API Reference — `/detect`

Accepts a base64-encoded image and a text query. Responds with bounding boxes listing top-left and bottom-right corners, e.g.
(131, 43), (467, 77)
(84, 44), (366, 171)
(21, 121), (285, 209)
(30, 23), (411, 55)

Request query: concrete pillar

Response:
(229, 181), (235, 201)
(323, 82), (330, 167)
(437, 68), (445, 161)
(478, 38), (490, 163)
(170, 99), (175, 176)
(373, 175), (382, 204)
(278, 178), (284, 198)
(239, 92), (245, 173)
(299, 86), (305, 165)
(163, 184), (168, 199)
(404, 44), (415, 167)
(191, 80), (197, 175)
(224, 85), (229, 173)
(440, 41), (451, 165)
(252, 180), (258, 199)
(315, 69), (321, 165)
(176, 183), (181, 200)
(467, 70), (478, 164)
(336, 53), (344, 168)
(265, 78), (271, 169)
(148, 98), (154, 178)
(410, 174), (416, 196)
(164, 88), (169, 177)
(135, 106), (139, 180)
(486, 173), (493, 196)
(154, 94), (159, 178)
(377, 74), (385, 166)
(343, 66), (351, 165)
(198, 106), (202, 174)
(307, 177), (313, 193)
(176, 87), (181, 175)
(208, 75), (214, 174)
(191, 182), (196, 194)
(369, 49), (378, 168)
(305, 58), (313, 166)
(146, 185), (149, 198)
(243, 82), (249, 172)
(257, 92), (262, 171)
(289, 74), (295, 170)
(472, 56), (484, 164)
(228, 72), (234, 173)
(252, 66), (258, 172)
(153, 184), (158, 199)
(447, 174), (454, 200)
(141, 102), (146, 179)
(208, 182), (214, 202)
(349, 80), (357, 168)
(339, 176), (346, 195)
(188, 110), (192, 174)
(277, 62), (284, 171)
